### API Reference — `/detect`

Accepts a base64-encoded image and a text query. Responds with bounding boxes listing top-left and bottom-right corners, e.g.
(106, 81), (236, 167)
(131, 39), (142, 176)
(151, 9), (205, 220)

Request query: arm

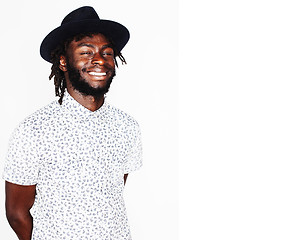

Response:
(124, 174), (128, 185)
(5, 181), (36, 240)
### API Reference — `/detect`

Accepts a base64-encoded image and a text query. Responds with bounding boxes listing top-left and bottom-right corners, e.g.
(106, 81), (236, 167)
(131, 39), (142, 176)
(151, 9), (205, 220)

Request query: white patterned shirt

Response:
(3, 91), (142, 240)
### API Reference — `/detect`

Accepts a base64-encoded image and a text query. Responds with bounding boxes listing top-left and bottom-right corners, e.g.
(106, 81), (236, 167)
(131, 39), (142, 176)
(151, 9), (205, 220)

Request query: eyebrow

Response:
(77, 43), (113, 50)
(101, 44), (113, 50)
(77, 43), (95, 48)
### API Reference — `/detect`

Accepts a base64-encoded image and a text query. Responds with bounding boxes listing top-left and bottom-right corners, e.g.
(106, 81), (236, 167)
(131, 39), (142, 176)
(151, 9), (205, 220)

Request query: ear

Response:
(59, 56), (67, 72)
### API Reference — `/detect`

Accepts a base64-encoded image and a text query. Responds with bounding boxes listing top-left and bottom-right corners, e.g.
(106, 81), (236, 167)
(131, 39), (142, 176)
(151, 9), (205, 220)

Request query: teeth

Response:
(89, 72), (106, 76)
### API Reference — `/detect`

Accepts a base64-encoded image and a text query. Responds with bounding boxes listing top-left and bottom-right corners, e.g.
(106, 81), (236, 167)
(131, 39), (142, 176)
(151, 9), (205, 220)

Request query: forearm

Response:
(124, 173), (128, 185)
(7, 211), (33, 240)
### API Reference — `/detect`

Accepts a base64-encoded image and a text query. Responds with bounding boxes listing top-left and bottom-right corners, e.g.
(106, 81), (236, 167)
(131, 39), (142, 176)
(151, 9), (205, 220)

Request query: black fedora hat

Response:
(40, 6), (130, 63)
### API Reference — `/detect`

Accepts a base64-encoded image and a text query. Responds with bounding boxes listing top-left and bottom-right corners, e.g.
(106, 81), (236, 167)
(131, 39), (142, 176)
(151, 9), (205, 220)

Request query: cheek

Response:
(74, 60), (88, 71)
(107, 59), (116, 69)
(66, 55), (85, 71)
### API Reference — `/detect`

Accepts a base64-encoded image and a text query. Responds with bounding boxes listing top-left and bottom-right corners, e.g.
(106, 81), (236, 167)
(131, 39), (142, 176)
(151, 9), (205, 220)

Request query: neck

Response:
(67, 86), (105, 112)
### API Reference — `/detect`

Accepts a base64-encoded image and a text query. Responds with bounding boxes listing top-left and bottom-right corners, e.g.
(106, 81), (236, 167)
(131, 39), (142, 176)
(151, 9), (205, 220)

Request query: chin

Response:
(67, 67), (115, 97)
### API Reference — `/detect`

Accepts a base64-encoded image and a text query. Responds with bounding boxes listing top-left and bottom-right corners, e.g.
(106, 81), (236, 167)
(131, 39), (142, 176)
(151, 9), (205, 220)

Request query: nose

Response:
(91, 53), (105, 66)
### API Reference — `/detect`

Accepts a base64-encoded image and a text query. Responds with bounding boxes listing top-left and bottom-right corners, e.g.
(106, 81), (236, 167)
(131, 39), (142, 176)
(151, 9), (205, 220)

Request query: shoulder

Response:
(14, 100), (61, 134)
(105, 102), (140, 129)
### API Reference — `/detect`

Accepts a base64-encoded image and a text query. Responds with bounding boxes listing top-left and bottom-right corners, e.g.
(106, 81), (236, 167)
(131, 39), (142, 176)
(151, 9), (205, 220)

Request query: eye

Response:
(102, 47), (114, 57)
(80, 51), (92, 55)
(103, 51), (113, 55)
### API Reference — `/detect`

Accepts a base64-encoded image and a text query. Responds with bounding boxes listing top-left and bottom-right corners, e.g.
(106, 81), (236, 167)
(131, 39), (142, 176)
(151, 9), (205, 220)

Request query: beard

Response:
(66, 60), (116, 98)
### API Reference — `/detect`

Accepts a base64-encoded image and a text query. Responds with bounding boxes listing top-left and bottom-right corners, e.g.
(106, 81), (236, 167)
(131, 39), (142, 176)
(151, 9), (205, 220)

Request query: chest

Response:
(37, 117), (129, 188)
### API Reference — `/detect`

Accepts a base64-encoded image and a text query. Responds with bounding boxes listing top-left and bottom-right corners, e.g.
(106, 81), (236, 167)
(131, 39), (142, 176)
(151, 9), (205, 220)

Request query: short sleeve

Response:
(124, 122), (143, 174)
(3, 121), (40, 185)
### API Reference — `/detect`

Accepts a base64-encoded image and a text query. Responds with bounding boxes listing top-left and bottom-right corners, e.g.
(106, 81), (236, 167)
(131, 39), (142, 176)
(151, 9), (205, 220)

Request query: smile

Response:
(88, 72), (107, 76)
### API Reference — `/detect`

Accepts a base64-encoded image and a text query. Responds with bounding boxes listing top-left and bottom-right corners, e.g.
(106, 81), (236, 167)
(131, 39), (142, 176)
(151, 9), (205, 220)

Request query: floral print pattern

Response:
(3, 91), (142, 240)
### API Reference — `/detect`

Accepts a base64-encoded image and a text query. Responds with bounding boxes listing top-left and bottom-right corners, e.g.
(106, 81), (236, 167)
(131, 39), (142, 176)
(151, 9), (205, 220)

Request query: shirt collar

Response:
(61, 90), (109, 119)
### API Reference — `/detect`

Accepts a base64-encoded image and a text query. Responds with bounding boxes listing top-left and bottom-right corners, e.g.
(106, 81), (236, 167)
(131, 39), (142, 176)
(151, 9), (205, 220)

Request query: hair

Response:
(49, 33), (127, 105)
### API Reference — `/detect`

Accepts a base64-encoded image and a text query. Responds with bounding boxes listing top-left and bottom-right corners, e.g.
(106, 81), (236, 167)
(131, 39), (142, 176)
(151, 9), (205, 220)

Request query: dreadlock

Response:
(49, 33), (127, 105)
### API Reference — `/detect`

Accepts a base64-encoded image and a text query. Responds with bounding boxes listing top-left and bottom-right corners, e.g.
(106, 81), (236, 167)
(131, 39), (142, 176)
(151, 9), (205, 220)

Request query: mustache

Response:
(81, 64), (114, 73)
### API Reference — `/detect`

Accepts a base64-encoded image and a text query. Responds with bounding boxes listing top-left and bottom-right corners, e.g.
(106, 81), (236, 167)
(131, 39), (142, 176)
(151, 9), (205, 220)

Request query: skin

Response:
(6, 33), (128, 239)
(5, 182), (35, 240)
(59, 33), (116, 112)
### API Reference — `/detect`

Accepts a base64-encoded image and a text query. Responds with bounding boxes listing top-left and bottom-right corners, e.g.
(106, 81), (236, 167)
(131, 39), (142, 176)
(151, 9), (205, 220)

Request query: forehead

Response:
(69, 33), (111, 49)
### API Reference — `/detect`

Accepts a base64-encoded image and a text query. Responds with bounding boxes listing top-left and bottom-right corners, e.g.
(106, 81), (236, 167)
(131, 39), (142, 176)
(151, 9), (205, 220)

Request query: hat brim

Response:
(40, 19), (130, 63)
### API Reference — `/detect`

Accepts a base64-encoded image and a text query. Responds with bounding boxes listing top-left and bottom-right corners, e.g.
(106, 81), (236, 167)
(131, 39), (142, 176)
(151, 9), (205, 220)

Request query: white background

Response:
(180, 0), (296, 240)
(0, 0), (178, 239)
(2, 0), (296, 240)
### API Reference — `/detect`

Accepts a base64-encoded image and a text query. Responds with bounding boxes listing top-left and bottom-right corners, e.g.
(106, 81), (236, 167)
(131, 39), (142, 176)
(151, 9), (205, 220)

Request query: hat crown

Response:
(40, 6), (129, 62)
(62, 6), (100, 25)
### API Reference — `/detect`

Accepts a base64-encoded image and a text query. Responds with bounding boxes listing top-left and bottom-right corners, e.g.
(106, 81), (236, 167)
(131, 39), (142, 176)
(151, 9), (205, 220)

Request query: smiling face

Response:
(60, 33), (116, 97)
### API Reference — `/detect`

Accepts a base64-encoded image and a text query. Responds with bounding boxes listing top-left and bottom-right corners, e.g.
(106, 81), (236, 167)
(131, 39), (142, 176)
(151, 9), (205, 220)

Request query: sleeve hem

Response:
(3, 175), (37, 186)
(124, 162), (143, 174)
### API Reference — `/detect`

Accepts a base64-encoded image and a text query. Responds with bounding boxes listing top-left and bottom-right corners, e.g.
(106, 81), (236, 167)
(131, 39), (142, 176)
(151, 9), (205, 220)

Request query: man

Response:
(3, 6), (142, 240)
